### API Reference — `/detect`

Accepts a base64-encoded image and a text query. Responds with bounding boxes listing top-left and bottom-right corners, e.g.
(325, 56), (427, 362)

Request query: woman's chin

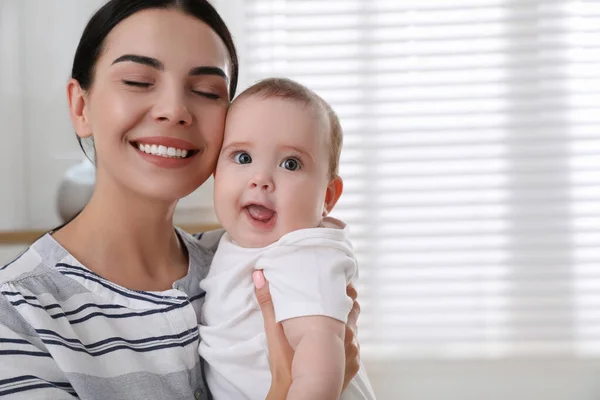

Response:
(123, 179), (202, 205)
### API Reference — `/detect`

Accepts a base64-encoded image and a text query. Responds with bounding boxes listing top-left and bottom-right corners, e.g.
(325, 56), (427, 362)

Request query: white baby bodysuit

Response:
(199, 221), (376, 400)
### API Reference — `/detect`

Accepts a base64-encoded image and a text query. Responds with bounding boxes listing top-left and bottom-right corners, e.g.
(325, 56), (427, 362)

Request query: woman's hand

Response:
(253, 272), (363, 398)
(343, 283), (361, 391)
(253, 271), (293, 400)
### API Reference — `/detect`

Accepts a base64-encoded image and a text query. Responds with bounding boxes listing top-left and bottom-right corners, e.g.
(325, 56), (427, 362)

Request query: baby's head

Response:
(213, 78), (344, 247)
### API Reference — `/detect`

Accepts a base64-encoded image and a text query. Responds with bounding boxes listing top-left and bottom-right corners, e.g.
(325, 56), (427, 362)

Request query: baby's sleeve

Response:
(259, 235), (357, 324)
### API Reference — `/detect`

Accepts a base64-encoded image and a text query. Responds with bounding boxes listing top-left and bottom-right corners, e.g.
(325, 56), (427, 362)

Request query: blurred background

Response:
(1, 1), (600, 399)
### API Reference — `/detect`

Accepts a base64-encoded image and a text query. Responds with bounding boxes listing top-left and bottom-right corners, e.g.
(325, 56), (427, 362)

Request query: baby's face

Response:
(213, 96), (332, 247)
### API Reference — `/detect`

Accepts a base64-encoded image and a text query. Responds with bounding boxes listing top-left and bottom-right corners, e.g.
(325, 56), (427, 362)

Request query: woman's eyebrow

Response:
(189, 66), (229, 83)
(112, 54), (163, 70)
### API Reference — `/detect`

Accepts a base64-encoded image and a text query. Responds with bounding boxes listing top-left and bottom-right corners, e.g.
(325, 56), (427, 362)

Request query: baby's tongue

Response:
(246, 205), (275, 221)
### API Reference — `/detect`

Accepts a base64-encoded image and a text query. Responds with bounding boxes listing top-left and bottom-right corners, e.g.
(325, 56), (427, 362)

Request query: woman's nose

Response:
(152, 87), (192, 126)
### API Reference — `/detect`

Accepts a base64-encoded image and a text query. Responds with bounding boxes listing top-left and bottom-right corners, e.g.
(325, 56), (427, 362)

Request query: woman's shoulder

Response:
(0, 237), (72, 328)
(175, 227), (226, 276)
(0, 236), (55, 287)
(177, 227), (225, 253)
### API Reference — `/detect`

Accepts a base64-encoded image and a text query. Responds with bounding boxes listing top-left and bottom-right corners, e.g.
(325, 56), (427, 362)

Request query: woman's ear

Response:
(323, 176), (344, 216)
(67, 79), (92, 139)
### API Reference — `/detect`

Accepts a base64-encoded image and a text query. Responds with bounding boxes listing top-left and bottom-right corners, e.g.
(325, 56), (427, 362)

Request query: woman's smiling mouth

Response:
(130, 137), (202, 168)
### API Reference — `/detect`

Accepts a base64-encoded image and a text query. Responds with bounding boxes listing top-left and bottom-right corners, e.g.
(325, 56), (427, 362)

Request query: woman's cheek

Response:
(204, 103), (228, 138)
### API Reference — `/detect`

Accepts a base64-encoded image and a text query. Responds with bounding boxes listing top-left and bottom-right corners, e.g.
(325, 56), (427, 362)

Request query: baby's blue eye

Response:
(234, 152), (252, 164)
(281, 158), (301, 171)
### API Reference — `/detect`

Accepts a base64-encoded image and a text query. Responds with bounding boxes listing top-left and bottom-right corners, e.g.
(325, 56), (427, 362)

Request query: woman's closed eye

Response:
(191, 90), (221, 100)
(121, 81), (222, 100)
(122, 80), (152, 88)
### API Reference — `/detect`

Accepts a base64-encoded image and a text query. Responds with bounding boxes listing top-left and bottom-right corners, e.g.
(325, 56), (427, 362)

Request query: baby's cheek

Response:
(286, 192), (323, 229)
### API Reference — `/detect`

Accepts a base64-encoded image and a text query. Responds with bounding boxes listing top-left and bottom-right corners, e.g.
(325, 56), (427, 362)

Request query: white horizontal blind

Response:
(240, 0), (600, 359)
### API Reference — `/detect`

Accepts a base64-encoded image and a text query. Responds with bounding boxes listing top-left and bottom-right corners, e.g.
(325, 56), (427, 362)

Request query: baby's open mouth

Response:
(245, 204), (276, 222)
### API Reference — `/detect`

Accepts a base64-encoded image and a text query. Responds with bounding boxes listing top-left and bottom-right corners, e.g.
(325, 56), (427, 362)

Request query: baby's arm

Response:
(282, 315), (345, 400)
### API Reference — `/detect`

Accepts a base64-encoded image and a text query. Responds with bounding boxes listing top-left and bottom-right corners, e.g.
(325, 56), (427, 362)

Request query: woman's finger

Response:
(342, 283), (362, 391)
(347, 299), (360, 334)
(253, 271), (293, 398)
(346, 282), (358, 302)
(346, 283), (360, 331)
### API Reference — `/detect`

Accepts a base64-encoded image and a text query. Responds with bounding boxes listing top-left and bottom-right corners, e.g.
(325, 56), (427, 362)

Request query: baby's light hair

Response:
(233, 77), (343, 180)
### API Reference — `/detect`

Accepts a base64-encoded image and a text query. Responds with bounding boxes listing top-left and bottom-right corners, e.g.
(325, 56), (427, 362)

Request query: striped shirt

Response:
(0, 227), (224, 399)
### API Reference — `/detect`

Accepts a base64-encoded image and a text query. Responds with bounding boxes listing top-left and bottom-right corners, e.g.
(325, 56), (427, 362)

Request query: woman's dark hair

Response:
(71, 0), (239, 157)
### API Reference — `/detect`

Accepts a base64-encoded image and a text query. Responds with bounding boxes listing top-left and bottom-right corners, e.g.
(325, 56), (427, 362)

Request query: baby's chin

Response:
(227, 219), (322, 248)
(230, 232), (279, 249)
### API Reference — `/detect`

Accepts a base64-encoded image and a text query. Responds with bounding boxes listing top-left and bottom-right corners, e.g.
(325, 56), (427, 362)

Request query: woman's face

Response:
(71, 8), (231, 202)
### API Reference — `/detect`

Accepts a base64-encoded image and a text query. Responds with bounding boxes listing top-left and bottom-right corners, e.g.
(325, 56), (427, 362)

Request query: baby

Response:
(199, 78), (375, 400)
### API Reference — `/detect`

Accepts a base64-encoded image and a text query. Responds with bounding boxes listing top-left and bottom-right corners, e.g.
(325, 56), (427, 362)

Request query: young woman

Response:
(0, 1), (362, 399)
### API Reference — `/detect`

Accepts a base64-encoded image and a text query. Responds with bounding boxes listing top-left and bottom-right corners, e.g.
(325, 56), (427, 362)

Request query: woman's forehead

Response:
(99, 8), (230, 72)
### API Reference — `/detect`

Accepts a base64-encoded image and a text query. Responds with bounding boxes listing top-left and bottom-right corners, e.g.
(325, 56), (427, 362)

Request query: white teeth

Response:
(136, 143), (191, 159)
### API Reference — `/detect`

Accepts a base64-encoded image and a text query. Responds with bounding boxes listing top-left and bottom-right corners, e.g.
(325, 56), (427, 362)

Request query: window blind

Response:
(238, 0), (600, 360)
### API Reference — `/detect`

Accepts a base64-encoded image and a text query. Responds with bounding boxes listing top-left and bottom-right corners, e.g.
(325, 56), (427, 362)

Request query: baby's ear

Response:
(323, 176), (343, 216)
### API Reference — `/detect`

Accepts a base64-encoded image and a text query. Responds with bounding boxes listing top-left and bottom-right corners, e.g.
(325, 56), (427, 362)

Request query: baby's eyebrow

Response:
(221, 141), (252, 153)
(280, 145), (314, 162)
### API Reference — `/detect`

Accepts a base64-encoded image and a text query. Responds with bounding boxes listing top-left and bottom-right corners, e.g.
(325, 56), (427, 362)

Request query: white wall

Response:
(364, 359), (600, 400)
(0, 0), (104, 230)
(0, 245), (26, 266)
(0, 0), (26, 230)
(20, 0), (107, 229)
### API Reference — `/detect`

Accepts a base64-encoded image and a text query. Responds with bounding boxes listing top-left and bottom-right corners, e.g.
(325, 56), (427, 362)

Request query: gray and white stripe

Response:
(0, 228), (224, 400)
